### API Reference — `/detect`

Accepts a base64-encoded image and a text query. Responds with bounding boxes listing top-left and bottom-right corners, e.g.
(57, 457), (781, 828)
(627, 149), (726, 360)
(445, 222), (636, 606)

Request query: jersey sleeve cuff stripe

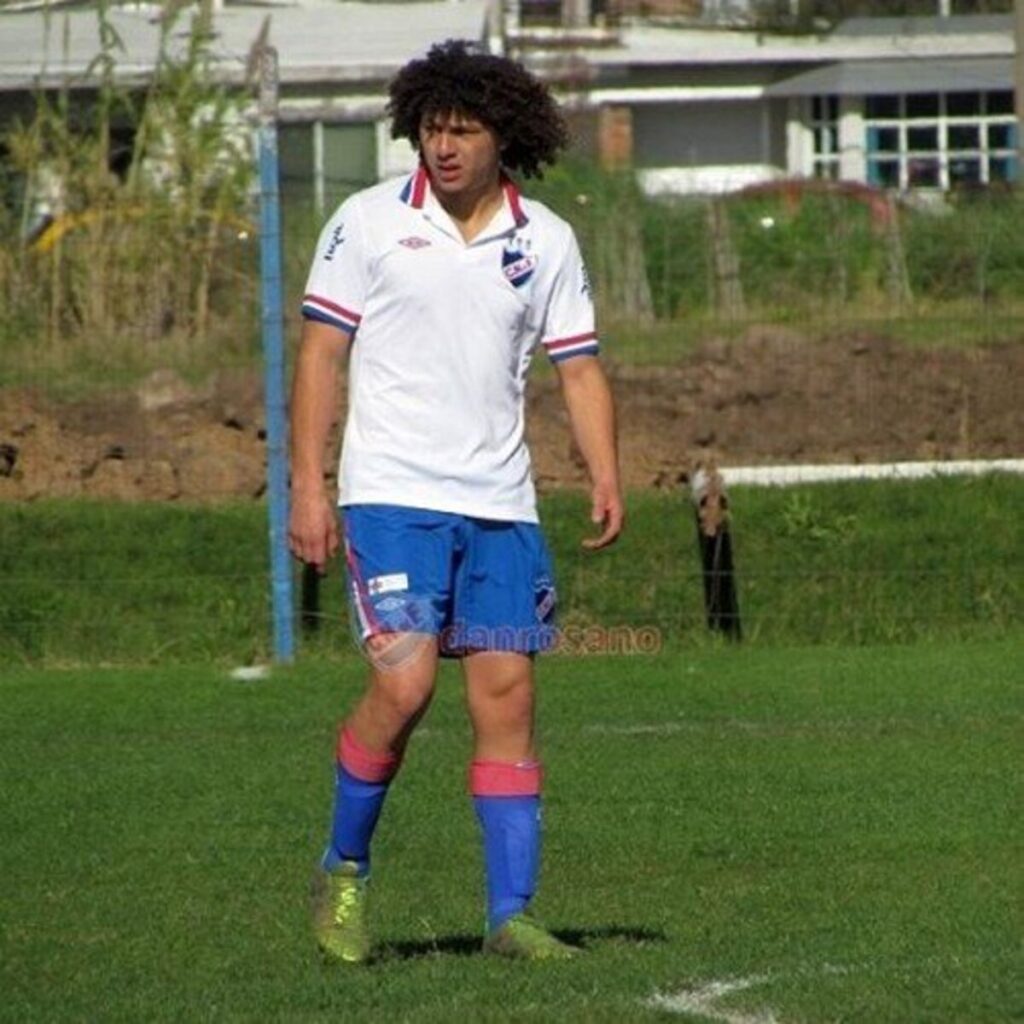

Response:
(543, 330), (598, 351)
(302, 294), (362, 327)
(549, 343), (600, 363)
(302, 307), (358, 335)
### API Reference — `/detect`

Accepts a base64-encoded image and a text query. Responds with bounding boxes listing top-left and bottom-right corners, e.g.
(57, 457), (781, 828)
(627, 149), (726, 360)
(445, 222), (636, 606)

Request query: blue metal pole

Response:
(257, 46), (294, 663)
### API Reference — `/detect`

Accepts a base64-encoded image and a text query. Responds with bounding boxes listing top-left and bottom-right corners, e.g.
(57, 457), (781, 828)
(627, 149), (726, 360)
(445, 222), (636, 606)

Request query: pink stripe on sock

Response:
(338, 726), (399, 783)
(469, 759), (542, 797)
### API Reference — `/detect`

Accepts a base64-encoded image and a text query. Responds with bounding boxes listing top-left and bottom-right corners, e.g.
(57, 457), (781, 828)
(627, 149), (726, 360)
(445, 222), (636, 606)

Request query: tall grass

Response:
(530, 163), (1024, 342)
(0, 3), (258, 390)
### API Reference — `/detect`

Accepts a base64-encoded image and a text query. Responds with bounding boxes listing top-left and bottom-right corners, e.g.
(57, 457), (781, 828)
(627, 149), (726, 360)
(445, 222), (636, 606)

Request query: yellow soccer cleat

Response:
(483, 913), (578, 960)
(312, 861), (370, 964)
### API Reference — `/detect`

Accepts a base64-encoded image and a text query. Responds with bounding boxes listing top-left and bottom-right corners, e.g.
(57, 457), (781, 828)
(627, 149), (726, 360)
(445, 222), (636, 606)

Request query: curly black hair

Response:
(387, 40), (569, 179)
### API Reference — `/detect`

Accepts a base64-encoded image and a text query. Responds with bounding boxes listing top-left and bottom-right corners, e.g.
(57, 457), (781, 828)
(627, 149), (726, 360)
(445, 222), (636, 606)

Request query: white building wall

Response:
(838, 95), (866, 181)
(632, 101), (767, 167)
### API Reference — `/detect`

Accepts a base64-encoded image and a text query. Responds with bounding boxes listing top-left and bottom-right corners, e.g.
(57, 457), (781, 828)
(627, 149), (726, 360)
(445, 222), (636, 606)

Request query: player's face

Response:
(418, 110), (502, 200)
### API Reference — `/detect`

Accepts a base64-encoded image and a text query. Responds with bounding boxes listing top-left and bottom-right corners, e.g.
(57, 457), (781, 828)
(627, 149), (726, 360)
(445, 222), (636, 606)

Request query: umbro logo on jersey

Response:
(399, 236), (432, 249)
(323, 223), (346, 261)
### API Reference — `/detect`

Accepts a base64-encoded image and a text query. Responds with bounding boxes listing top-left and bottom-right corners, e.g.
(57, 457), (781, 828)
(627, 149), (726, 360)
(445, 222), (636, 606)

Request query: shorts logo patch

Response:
(534, 576), (556, 624)
(367, 572), (409, 596)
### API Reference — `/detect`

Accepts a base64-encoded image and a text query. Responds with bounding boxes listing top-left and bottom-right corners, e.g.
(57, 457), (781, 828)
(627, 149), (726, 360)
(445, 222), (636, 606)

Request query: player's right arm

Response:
(290, 195), (368, 573)
(288, 319), (351, 573)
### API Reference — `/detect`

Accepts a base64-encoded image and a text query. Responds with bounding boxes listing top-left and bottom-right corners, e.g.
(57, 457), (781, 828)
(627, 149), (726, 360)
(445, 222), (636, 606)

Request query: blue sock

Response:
(473, 795), (541, 933)
(322, 764), (390, 877)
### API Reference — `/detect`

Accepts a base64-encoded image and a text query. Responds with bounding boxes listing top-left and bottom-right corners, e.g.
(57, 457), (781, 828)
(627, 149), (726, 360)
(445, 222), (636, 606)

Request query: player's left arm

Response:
(555, 355), (624, 550)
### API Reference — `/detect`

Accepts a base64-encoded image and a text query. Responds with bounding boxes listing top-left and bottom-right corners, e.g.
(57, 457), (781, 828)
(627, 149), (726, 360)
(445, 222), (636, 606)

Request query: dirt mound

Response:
(1, 330), (1021, 501)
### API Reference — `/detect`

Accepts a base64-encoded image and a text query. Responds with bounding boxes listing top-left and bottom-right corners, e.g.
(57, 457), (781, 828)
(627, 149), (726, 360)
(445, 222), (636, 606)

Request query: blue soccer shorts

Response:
(339, 504), (558, 656)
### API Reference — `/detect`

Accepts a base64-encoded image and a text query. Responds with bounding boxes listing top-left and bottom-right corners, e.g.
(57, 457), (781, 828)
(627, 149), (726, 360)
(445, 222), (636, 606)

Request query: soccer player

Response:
(289, 39), (623, 962)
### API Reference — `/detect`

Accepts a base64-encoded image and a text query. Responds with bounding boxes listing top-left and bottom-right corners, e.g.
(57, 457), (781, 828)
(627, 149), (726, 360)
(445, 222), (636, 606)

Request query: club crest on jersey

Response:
(399, 236), (432, 249)
(502, 243), (537, 289)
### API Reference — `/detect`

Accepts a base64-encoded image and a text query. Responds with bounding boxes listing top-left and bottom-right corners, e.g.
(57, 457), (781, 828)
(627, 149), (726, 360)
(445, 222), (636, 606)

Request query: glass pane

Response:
(278, 124), (314, 202)
(812, 96), (823, 121)
(813, 160), (839, 181)
(949, 157), (981, 185)
(946, 92), (980, 117)
(990, 156), (1019, 183)
(813, 126), (838, 157)
(868, 159), (900, 187)
(867, 126), (900, 153)
(907, 126), (938, 151)
(988, 123), (1017, 150)
(322, 122), (378, 195)
(906, 94), (939, 119)
(827, 96), (839, 121)
(947, 124), (979, 150)
(865, 95), (900, 120)
(986, 91), (1013, 115)
(908, 158), (940, 187)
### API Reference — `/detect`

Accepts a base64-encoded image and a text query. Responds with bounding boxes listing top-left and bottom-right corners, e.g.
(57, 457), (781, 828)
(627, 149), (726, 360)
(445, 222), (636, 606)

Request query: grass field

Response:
(1, 641), (1020, 1022)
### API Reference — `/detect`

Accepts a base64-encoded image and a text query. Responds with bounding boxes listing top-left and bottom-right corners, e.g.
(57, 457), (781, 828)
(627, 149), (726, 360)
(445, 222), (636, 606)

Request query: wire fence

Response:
(0, 36), (1021, 664)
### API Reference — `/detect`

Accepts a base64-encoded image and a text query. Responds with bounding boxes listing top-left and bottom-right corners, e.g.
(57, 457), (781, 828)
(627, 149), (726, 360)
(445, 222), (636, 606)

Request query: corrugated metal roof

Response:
(765, 56), (1013, 97)
(0, 1), (488, 90)
(580, 13), (1012, 68)
(832, 14), (1013, 38)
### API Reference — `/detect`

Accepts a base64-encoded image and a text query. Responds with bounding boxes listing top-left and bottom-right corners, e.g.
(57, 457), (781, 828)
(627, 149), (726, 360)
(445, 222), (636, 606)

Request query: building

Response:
(0, 1), (1016, 200)
(0, 0), (490, 212)
(518, 13), (1016, 193)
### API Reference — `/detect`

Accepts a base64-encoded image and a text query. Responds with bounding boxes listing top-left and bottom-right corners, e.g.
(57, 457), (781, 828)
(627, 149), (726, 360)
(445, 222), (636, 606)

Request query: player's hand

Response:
(582, 481), (624, 551)
(288, 490), (339, 574)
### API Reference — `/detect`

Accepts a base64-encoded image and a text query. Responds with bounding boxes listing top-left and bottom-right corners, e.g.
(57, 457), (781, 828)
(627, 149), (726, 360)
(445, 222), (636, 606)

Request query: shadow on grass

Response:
(377, 924), (667, 962)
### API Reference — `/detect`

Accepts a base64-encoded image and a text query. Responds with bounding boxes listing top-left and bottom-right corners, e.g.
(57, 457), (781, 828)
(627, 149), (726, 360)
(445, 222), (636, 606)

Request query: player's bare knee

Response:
(472, 677), (534, 730)
(376, 674), (435, 723)
(481, 665), (534, 705)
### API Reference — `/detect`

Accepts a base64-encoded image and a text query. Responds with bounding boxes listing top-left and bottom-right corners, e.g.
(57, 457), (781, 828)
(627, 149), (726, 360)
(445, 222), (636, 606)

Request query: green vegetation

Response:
(4, 117), (1023, 393)
(1, 642), (1020, 1020)
(0, 5), (258, 391)
(0, 475), (1019, 666)
(531, 163), (1024, 341)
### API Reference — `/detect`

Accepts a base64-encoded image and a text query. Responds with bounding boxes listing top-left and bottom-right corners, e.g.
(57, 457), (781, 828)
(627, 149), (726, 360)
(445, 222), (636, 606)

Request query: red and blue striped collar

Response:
(398, 165), (529, 228)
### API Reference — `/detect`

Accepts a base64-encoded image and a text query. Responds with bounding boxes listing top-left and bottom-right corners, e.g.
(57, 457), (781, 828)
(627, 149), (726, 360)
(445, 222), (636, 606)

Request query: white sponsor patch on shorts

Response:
(367, 572), (409, 596)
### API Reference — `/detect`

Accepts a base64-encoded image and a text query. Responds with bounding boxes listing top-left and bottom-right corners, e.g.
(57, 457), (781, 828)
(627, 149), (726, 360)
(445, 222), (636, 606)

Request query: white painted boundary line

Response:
(720, 458), (1024, 488)
(646, 975), (780, 1024)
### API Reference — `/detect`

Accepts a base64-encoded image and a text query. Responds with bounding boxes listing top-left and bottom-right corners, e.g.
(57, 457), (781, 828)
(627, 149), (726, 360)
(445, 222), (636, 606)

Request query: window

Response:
(809, 94), (840, 180)
(907, 126), (938, 150)
(905, 94), (939, 119)
(990, 156), (1018, 183)
(862, 90), (1017, 189)
(866, 96), (899, 119)
(987, 123), (1016, 150)
(867, 159), (900, 187)
(986, 91), (1013, 115)
(946, 92), (980, 117)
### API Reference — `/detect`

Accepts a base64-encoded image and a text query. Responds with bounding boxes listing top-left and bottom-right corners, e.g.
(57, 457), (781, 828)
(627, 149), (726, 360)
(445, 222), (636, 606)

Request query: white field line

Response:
(645, 975), (780, 1024)
(645, 964), (860, 1022)
(644, 958), (997, 1021)
(719, 458), (1024, 488)
(584, 722), (687, 736)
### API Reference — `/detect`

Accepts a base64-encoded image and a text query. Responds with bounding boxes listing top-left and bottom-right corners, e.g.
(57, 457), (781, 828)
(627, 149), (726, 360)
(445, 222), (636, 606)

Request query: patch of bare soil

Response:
(1, 329), (1021, 501)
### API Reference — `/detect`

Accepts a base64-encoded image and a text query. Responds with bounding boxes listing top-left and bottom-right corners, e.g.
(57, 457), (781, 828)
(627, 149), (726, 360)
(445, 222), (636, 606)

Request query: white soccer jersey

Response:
(302, 166), (599, 523)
